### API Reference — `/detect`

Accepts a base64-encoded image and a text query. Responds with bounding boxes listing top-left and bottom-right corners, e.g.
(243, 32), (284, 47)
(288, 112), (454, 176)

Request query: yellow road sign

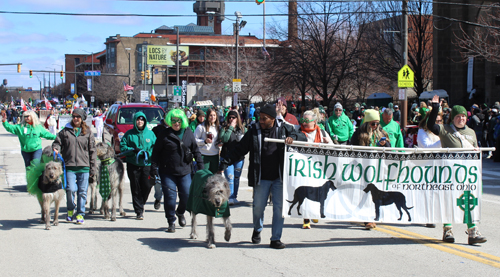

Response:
(73, 94), (78, 100)
(398, 65), (414, 88)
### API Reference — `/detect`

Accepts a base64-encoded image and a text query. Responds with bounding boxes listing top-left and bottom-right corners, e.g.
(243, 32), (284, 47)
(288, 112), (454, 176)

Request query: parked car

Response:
(103, 103), (165, 154)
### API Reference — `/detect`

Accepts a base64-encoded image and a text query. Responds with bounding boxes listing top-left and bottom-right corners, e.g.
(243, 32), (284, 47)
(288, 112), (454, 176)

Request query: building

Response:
(433, 0), (500, 105)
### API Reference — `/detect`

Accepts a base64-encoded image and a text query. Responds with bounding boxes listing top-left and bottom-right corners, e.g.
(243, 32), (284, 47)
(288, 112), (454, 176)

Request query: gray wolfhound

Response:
(95, 142), (126, 221)
(88, 158), (101, 214)
(38, 161), (65, 230)
(189, 173), (232, 249)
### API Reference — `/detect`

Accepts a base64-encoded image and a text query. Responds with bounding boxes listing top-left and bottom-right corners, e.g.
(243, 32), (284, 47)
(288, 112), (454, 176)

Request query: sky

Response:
(1, 0), (288, 90)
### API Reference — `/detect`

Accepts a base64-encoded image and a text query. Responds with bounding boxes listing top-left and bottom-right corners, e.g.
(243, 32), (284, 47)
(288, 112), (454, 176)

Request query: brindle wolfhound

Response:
(38, 161), (65, 230)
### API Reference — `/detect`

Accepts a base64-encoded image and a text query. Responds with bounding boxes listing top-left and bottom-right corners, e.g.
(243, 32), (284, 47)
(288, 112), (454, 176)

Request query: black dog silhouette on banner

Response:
(287, 181), (337, 218)
(363, 183), (413, 221)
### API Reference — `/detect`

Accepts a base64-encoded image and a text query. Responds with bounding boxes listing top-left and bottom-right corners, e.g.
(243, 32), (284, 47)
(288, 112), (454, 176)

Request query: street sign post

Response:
(84, 70), (101, 76)
(173, 86), (182, 103)
(232, 79), (242, 93)
(140, 90), (149, 102)
(398, 65), (414, 88)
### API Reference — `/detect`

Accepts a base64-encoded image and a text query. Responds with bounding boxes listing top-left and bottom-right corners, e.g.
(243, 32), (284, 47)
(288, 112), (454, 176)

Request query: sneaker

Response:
(228, 199), (235, 206)
(233, 199), (240, 204)
(365, 222), (376, 230)
(270, 240), (286, 249)
(443, 226), (455, 243)
(311, 219), (319, 223)
(176, 211), (186, 227)
(302, 222), (311, 229)
(251, 230), (261, 244)
(154, 199), (161, 210)
(66, 211), (74, 222)
(166, 223), (175, 233)
(76, 215), (84, 225)
(467, 227), (487, 245)
(136, 213), (144, 220)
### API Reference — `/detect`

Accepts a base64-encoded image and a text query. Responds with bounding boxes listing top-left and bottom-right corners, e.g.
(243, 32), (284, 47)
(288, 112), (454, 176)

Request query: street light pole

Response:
(235, 19), (239, 79)
(401, 0), (408, 129)
(176, 26), (180, 86)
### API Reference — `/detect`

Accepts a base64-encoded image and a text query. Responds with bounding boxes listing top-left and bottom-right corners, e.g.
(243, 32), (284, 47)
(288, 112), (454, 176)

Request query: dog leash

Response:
(136, 150), (149, 165)
(53, 151), (67, 190)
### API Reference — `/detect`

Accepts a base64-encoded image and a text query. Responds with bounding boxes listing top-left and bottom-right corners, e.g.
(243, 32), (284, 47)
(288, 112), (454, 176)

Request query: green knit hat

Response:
(451, 105), (467, 120)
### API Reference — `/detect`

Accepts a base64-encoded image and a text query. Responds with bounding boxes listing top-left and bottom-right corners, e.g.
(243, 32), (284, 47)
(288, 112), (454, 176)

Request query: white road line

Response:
(482, 170), (500, 177)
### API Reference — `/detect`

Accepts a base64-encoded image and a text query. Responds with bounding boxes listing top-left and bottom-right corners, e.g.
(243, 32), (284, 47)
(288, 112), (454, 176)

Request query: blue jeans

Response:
(66, 171), (90, 217)
(224, 159), (244, 200)
(253, 178), (284, 241)
(160, 173), (191, 224)
(21, 149), (43, 168)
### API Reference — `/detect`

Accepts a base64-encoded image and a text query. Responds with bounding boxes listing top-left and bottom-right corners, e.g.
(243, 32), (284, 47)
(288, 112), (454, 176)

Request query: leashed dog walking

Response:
(38, 161), (65, 230)
(187, 170), (232, 249)
(95, 142), (126, 221)
(287, 180), (337, 218)
(363, 183), (413, 221)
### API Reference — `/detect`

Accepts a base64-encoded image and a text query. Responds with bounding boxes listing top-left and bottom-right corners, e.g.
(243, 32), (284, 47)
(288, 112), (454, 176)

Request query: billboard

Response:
(147, 45), (189, 66)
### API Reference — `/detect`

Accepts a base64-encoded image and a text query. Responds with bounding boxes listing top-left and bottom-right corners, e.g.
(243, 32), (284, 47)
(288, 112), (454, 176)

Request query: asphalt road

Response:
(1, 124), (500, 276)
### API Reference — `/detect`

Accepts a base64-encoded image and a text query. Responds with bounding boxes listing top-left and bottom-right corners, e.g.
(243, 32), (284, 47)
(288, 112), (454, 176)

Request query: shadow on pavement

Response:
(138, 237), (195, 252)
(0, 218), (39, 230)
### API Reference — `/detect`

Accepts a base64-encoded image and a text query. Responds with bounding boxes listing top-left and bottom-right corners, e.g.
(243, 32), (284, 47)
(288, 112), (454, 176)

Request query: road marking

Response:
(376, 225), (500, 269)
(482, 170), (500, 177)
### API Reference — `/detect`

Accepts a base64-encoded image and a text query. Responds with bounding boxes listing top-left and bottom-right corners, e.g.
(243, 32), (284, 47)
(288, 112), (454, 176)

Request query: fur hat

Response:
(451, 105), (467, 120)
(72, 108), (87, 121)
(334, 102), (342, 110)
(227, 110), (238, 119)
(363, 109), (379, 123)
(260, 104), (277, 119)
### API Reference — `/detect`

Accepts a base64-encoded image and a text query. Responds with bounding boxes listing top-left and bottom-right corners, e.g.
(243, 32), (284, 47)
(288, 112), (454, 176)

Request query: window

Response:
(117, 108), (165, 125)
(74, 58), (80, 65)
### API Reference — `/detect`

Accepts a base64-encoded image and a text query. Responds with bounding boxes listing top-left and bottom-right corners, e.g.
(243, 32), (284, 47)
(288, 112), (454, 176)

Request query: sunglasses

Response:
(228, 116), (236, 120)
(171, 118), (182, 124)
(436, 120), (443, 123)
(300, 118), (315, 124)
(370, 122), (380, 127)
(72, 115), (81, 119)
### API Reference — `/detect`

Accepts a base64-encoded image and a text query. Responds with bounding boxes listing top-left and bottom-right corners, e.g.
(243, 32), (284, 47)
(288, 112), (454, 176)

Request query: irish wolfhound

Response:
(95, 142), (126, 221)
(88, 158), (101, 214)
(189, 174), (232, 249)
(38, 161), (65, 230)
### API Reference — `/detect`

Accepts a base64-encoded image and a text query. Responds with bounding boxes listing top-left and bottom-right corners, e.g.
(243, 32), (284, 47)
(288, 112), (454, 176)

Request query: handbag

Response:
(168, 133), (193, 163)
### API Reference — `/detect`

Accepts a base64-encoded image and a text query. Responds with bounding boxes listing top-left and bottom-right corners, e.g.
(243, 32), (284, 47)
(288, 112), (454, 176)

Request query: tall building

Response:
(433, 0), (500, 105)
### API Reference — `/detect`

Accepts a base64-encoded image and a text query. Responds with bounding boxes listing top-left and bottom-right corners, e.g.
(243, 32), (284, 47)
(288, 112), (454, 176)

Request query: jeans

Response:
(160, 173), (191, 224)
(21, 149), (43, 168)
(253, 178), (284, 241)
(127, 164), (153, 215)
(224, 159), (244, 200)
(66, 171), (89, 217)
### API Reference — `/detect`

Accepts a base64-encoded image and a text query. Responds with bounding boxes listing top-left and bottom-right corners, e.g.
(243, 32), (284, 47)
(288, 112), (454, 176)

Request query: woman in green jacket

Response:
(2, 110), (56, 167)
(120, 112), (157, 220)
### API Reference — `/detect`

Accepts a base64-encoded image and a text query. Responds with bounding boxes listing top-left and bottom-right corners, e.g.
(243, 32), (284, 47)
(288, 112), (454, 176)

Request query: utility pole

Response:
(263, 2), (266, 61)
(401, 0), (408, 129)
(235, 19), (240, 79)
(176, 27), (180, 86)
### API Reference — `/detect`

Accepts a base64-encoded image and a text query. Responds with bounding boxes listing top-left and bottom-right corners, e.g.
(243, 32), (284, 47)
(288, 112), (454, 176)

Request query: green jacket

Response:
(326, 112), (354, 142)
(380, 119), (404, 148)
(189, 120), (202, 134)
(3, 121), (56, 152)
(119, 112), (156, 166)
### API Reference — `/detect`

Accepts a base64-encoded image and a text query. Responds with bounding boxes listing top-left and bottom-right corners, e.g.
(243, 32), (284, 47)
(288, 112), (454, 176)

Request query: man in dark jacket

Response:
(219, 104), (306, 249)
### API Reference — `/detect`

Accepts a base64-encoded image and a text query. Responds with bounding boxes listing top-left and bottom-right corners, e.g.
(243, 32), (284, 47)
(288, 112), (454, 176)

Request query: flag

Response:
(123, 81), (134, 91)
(44, 95), (52, 110)
(20, 99), (27, 111)
(151, 85), (156, 102)
(74, 100), (80, 109)
(262, 47), (271, 59)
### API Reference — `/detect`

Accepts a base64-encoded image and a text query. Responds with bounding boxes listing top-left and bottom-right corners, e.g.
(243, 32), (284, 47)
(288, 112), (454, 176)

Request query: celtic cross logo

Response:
(456, 191), (478, 224)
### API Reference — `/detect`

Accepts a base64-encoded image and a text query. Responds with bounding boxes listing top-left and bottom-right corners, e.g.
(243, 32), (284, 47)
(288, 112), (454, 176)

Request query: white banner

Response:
(87, 79), (92, 92)
(283, 145), (482, 224)
(467, 57), (474, 93)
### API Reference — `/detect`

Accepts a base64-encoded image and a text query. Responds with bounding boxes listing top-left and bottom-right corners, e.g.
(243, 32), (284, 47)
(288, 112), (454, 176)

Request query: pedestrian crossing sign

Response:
(398, 64), (414, 88)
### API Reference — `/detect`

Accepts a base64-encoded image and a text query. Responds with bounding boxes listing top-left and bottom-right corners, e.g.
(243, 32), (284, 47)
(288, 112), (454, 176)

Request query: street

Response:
(1, 124), (500, 276)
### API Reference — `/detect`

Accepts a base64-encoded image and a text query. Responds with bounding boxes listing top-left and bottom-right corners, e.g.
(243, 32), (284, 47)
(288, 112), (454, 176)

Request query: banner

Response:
(87, 79), (92, 91)
(147, 45), (189, 66)
(283, 145), (482, 224)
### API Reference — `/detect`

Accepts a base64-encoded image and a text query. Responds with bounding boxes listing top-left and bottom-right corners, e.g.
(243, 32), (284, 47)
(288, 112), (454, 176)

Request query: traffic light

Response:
(146, 70), (150, 79)
(29, 70), (33, 78)
(17, 64), (21, 73)
(141, 71), (145, 80)
(60, 70), (64, 79)
(256, 0), (264, 4)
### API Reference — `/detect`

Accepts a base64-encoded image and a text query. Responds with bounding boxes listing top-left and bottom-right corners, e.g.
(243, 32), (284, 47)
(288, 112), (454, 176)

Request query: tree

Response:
(363, 1), (433, 96)
(455, 3), (500, 63)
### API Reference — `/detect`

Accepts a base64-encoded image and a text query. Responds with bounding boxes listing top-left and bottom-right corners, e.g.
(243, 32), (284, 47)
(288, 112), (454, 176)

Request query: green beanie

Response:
(451, 105), (467, 120)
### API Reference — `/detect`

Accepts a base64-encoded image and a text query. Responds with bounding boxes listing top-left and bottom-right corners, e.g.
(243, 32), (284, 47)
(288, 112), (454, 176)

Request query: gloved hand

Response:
(149, 167), (158, 178)
(133, 147), (141, 153)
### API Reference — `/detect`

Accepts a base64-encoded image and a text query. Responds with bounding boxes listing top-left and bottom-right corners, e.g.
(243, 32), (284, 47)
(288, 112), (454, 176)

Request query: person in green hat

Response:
(427, 95), (486, 245)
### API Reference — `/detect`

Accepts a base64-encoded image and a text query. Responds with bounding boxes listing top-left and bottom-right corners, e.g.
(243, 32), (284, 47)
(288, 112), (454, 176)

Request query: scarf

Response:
(301, 125), (322, 143)
(99, 158), (115, 200)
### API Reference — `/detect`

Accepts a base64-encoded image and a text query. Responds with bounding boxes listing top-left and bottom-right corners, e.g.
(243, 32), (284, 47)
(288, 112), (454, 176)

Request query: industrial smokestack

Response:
(288, 1), (298, 41)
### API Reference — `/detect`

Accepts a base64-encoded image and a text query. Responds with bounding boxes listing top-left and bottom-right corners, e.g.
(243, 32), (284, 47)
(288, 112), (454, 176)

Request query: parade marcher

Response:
(299, 110), (333, 229)
(248, 103), (256, 124)
(11, 107), (19, 124)
(151, 109), (204, 232)
(189, 109), (205, 133)
(219, 103), (306, 249)
(44, 109), (59, 135)
(467, 107), (483, 147)
(194, 108), (220, 174)
(2, 110), (56, 168)
(151, 118), (169, 210)
(219, 110), (246, 205)
(380, 108), (404, 148)
(276, 97), (299, 125)
(94, 110), (104, 140)
(351, 109), (391, 230)
(120, 112), (156, 220)
(52, 108), (96, 225)
(326, 103), (354, 145)
(427, 95), (487, 245)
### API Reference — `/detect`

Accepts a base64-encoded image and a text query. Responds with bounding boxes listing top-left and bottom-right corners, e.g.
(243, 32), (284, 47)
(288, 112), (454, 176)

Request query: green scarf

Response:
(99, 158), (115, 200)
